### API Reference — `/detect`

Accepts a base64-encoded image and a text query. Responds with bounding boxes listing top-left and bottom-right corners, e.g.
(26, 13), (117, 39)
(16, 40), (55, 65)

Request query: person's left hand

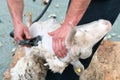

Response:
(48, 24), (70, 58)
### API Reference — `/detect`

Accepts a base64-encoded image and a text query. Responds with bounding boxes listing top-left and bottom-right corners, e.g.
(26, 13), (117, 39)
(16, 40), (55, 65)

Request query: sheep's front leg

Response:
(71, 60), (84, 76)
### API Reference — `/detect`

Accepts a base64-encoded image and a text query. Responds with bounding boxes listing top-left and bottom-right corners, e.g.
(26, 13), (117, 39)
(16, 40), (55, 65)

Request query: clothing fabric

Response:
(46, 0), (120, 80)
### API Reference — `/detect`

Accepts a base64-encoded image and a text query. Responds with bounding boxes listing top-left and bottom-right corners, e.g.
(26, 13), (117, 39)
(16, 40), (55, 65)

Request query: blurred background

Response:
(0, 0), (120, 79)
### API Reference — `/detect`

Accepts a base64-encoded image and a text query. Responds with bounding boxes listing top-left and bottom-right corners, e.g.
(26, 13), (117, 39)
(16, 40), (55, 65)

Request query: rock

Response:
(106, 35), (112, 39)
(80, 40), (120, 80)
(48, 13), (57, 18)
(11, 48), (17, 55)
(110, 33), (117, 37)
(42, 0), (49, 5)
(117, 35), (120, 38)
(55, 3), (60, 8)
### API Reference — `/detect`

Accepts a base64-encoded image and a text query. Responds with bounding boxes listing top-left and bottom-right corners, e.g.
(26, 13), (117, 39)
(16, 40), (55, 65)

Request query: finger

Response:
(14, 36), (23, 44)
(14, 38), (18, 44)
(48, 32), (54, 36)
(61, 38), (67, 57)
(52, 38), (57, 56)
(63, 47), (67, 57)
(14, 36), (18, 43)
(56, 38), (64, 58)
(58, 38), (65, 58)
(14, 32), (19, 43)
(53, 38), (61, 58)
(24, 30), (31, 39)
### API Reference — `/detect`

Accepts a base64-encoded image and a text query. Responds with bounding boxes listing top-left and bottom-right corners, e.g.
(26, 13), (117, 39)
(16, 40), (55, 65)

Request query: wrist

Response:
(63, 15), (81, 27)
(62, 20), (77, 28)
(13, 18), (23, 28)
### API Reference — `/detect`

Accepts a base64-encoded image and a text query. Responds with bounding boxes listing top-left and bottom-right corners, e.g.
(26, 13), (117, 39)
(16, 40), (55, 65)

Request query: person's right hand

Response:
(14, 23), (31, 43)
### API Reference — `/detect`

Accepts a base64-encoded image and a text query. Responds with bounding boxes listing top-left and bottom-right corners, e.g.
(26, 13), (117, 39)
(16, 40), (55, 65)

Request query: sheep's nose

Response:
(104, 20), (112, 27)
(103, 20), (112, 31)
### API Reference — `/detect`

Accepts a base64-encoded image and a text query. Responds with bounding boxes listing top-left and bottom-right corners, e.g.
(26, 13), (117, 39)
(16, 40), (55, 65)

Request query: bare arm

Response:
(7, 0), (23, 25)
(7, 0), (31, 42)
(64, 0), (91, 26)
(49, 0), (91, 58)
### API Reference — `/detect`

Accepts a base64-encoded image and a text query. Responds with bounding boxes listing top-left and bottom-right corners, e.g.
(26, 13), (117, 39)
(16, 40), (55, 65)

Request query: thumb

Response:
(48, 32), (54, 36)
(24, 30), (31, 39)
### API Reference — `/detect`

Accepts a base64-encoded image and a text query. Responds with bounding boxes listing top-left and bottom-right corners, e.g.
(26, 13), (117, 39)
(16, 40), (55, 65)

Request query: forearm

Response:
(7, 0), (24, 27)
(64, 0), (91, 26)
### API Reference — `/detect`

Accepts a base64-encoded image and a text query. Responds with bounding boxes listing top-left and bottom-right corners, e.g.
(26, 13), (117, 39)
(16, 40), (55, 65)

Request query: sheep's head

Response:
(65, 19), (112, 59)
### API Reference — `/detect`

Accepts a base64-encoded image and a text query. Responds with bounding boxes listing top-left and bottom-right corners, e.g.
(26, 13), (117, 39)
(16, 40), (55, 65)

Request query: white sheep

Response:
(4, 19), (111, 80)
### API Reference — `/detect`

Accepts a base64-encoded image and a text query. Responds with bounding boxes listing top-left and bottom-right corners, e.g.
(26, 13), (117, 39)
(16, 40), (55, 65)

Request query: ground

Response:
(0, 0), (120, 79)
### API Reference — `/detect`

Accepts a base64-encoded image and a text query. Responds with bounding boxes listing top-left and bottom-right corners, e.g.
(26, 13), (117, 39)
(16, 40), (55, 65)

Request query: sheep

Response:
(3, 19), (111, 80)
(28, 19), (112, 74)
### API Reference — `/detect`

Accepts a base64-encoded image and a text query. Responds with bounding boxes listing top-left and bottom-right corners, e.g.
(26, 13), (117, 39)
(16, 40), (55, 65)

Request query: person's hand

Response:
(48, 24), (70, 58)
(14, 23), (31, 43)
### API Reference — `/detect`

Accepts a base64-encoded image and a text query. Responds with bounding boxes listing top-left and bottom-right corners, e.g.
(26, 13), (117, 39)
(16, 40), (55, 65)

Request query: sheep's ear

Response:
(65, 23), (76, 46)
